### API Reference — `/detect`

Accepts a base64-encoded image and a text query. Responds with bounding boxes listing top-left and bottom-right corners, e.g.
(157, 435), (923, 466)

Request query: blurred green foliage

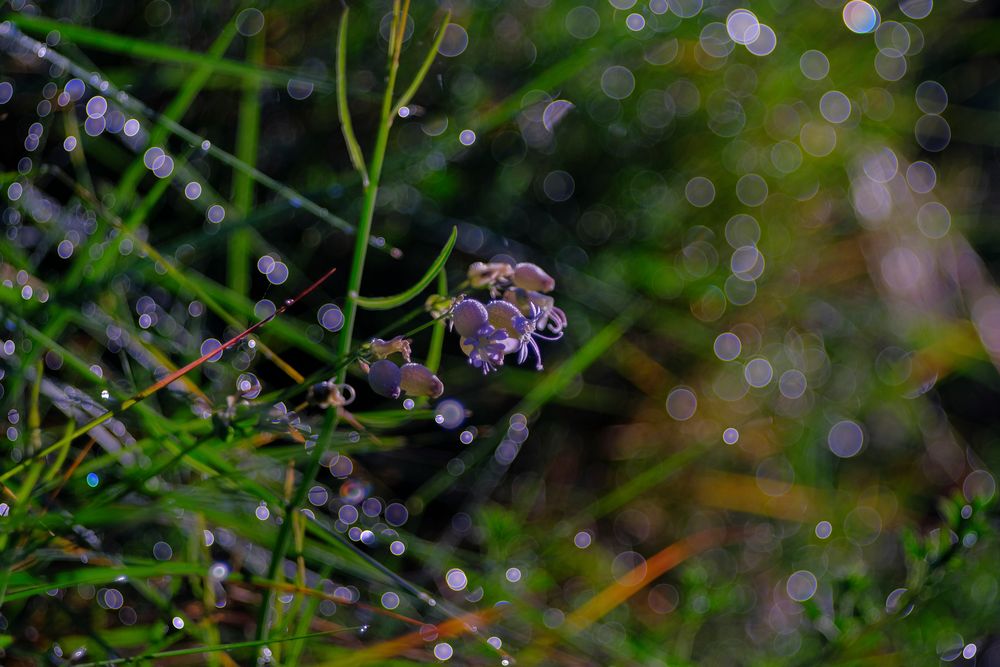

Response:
(1, 0), (999, 665)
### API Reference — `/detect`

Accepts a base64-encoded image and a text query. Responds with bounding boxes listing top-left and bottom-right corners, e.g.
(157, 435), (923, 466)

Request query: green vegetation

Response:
(0, 1), (998, 665)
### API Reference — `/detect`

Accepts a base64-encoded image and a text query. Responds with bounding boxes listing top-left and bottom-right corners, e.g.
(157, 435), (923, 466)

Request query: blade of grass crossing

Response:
(355, 226), (456, 310)
(336, 9), (369, 186)
(3, 23), (369, 253)
(71, 630), (353, 666)
(48, 166), (309, 382)
(230, 28), (264, 298)
(392, 11), (451, 115)
(8, 13), (330, 91)
(63, 22), (239, 288)
(114, 20), (239, 212)
(255, 0), (421, 647)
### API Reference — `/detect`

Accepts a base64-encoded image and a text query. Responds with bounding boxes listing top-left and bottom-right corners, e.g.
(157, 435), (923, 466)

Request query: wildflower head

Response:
(400, 363), (444, 398)
(504, 287), (567, 334)
(486, 298), (562, 370)
(425, 293), (455, 319)
(460, 324), (508, 374)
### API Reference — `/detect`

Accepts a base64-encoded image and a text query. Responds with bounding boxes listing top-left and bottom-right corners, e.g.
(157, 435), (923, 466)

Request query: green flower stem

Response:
(256, 2), (412, 645)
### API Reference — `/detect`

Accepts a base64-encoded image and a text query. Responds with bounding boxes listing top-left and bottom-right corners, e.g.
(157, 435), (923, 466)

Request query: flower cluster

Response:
(355, 261), (564, 402)
(361, 336), (444, 400)
(449, 261), (566, 374)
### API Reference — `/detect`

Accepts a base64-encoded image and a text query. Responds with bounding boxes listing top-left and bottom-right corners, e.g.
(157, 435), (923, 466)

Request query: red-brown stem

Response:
(126, 265), (337, 406)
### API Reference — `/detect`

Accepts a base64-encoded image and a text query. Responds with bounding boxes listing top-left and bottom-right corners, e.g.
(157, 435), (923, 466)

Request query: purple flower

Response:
(503, 287), (567, 335)
(450, 263), (564, 375)
(460, 324), (508, 374)
(486, 299), (561, 371)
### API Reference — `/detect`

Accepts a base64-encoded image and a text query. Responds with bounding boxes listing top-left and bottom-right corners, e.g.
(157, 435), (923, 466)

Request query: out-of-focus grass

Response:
(1, 1), (999, 666)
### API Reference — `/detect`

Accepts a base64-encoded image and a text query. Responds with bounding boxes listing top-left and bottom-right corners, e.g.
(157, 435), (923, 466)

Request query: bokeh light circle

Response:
(828, 420), (864, 458)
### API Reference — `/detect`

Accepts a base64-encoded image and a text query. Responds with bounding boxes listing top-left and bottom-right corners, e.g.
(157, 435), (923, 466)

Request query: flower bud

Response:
(452, 298), (488, 338)
(400, 363), (444, 398)
(513, 262), (555, 293)
(368, 359), (402, 399)
(425, 294), (455, 319)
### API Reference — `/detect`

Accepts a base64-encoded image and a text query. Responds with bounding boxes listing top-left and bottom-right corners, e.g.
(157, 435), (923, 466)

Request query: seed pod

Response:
(513, 262), (555, 293)
(368, 359), (402, 399)
(452, 298), (489, 338)
(400, 363), (444, 398)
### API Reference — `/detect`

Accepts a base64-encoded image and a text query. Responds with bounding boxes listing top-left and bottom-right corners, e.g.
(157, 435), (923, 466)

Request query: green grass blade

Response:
(356, 226), (456, 310)
(73, 629), (353, 666)
(110, 19), (238, 214)
(4, 20), (393, 255)
(336, 7), (369, 186)
(3, 562), (210, 601)
(8, 13), (331, 90)
(229, 28), (264, 298)
(393, 11), (451, 115)
(255, 409), (339, 641)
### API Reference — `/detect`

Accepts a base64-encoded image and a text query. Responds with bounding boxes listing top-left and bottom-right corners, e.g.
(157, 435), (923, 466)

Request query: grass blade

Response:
(229, 27), (265, 297)
(8, 12), (331, 90)
(336, 7), (369, 186)
(355, 226), (457, 310)
(424, 267), (448, 373)
(393, 11), (451, 115)
(0, 266), (337, 484)
(73, 629), (354, 666)
(108, 19), (238, 215)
